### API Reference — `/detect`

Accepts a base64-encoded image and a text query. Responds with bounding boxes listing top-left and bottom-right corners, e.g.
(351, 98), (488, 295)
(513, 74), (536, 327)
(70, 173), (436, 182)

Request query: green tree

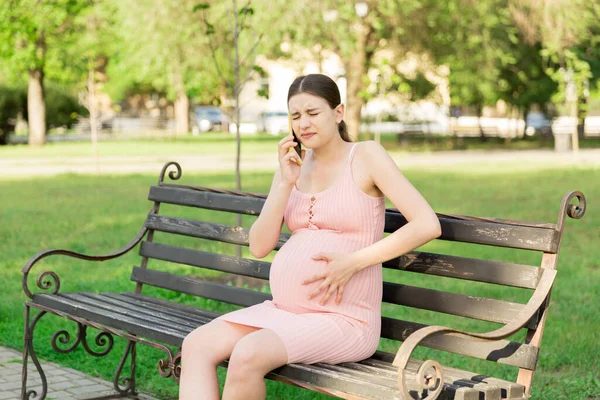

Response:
(107, 0), (219, 135)
(427, 0), (516, 138)
(284, 0), (407, 141)
(0, 0), (92, 146)
(497, 38), (558, 133)
(194, 0), (275, 257)
(509, 0), (600, 149)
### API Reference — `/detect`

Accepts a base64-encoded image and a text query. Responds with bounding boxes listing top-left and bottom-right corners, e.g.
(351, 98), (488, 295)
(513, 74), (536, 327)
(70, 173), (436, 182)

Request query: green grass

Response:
(1, 167), (599, 399)
(1, 133), (599, 159)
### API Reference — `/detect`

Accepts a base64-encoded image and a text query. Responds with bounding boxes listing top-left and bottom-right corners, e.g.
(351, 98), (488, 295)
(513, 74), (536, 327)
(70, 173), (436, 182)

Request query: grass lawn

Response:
(1, 166), (599, 399)
(2, 133), (599, 159)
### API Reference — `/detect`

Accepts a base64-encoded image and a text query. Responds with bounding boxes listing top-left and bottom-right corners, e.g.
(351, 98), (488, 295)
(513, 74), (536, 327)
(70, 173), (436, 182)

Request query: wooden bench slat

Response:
(271, 361), (413, 399)
(145, 215), (541, 289)
(130, 267), (272, 307)
(383, 252), (541, 289)
(33, 294), (186, 347)
(145, 214), (290, 249)
(121, 292), (221, 319)
(148, 185), (559, 252)
(148, 186), (264, 215)
(367, 353), (526, 398)
(342, 360), (502, 399)
(383, 282), (537, 328)
(385, 213), (558, 252)
(76, 293), (202, 329)
(105, 293), (216, 323)
(139, 241), (271, 280)
(380, 318), (538, 369)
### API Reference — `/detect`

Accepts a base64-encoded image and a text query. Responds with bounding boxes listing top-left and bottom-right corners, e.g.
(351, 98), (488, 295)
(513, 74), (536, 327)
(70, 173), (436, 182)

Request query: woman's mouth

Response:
(301, 132), (316, 139)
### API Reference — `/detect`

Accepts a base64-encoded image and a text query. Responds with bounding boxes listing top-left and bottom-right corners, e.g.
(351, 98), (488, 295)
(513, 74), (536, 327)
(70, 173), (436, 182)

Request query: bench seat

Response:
(31, 291), (526, 400)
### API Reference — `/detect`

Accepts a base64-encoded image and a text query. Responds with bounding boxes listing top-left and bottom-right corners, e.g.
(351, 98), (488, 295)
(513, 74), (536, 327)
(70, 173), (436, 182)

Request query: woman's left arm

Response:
(304, 141), (441, 305)
(351, 141), (442, 270)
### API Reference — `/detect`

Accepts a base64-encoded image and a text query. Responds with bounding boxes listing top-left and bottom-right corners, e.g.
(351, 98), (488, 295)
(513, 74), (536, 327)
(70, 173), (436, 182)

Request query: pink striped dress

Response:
(217, 143), (386, 364)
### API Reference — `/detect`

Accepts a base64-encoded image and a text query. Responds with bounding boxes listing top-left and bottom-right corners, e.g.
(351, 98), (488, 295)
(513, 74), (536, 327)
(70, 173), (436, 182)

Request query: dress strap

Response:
(348, 143), (359, 163)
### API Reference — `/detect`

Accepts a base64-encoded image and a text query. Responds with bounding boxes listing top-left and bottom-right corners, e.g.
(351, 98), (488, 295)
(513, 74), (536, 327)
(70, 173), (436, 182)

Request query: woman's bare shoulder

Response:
(355, 140), (392, 167)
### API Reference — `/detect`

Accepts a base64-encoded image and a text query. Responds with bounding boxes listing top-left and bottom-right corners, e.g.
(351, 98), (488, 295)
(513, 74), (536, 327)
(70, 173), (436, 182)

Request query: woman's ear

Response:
(335, 103), (345, 124)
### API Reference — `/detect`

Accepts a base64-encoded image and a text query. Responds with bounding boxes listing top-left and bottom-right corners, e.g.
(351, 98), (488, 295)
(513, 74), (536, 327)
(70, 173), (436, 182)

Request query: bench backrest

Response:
(133, 163), (585, 379)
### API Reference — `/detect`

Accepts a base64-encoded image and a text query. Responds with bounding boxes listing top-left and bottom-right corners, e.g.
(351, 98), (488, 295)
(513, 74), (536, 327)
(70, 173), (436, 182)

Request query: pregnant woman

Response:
(179, 73), (441, 400)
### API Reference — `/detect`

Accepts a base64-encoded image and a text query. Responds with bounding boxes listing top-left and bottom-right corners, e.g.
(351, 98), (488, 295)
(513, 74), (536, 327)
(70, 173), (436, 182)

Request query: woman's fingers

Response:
(302, 273), (326, 285)
(278, 136), (297, 158)
(320, 284), (337, 306)
(307, 278), (330, 299)
(335, 286), (344, 305)
(283, 150), (300, 166)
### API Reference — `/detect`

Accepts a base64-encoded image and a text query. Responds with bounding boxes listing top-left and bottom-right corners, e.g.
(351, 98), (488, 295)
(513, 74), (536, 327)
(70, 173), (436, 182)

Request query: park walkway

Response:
(1, 148), (600, 178)
(0, 346), (157, 400)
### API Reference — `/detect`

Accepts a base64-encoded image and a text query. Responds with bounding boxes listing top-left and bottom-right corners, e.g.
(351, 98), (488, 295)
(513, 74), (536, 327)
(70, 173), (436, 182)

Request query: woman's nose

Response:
(299, 114), (311, 128)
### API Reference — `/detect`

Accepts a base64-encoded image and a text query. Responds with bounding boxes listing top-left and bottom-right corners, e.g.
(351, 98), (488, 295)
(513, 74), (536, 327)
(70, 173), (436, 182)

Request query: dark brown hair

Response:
(287, 74), (351, 145)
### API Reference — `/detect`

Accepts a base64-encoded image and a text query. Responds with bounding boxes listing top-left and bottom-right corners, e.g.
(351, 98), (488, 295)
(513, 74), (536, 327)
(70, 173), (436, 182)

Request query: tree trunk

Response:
(476, 104), (486, 142)
(27, 68), (46, 147)
(343, 22), (371, 142)
(577, 95), (586, 139)
(88, 67), (99, 174)
(174, 93), (189, 135)
(233, 0), (242, 259)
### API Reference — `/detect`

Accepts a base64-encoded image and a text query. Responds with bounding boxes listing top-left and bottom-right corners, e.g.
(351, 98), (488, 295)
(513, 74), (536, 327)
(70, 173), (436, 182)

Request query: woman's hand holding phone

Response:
(278, 135), (302, 185)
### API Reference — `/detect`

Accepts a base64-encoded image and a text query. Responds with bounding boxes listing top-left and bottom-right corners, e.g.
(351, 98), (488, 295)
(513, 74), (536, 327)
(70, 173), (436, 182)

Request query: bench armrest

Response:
(392, 267), (557, 400)
(22, 225), (149, 299)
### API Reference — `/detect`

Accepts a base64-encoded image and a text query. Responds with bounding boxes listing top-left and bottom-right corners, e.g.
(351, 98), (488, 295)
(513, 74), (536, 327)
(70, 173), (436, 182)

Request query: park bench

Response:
(21, 161), (586, 400)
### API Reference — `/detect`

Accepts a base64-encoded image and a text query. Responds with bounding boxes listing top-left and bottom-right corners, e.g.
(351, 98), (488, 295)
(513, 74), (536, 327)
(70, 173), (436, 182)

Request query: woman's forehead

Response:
(288, 93), (328, 112)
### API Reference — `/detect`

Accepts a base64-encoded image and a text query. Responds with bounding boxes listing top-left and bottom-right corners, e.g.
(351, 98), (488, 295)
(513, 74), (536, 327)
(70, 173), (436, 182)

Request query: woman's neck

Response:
(311, 136), (351, 164)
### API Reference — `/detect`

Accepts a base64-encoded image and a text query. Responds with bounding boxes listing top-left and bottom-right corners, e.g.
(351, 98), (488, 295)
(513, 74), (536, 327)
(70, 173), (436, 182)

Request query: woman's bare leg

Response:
(222, 329), (288, 400)
(178, 320), (260, 400)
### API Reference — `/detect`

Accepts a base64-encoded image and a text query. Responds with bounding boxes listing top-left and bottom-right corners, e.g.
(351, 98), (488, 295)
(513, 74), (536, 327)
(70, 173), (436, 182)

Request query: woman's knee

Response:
(227, 330), (287, 378)
(182, 320), (259, 364)
(182, 321), (233, 362)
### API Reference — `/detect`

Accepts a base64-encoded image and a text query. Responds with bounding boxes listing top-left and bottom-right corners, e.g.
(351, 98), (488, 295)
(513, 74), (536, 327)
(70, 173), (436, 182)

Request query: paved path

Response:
(1, 149), (599, 178)
(0, 346), (157, 400)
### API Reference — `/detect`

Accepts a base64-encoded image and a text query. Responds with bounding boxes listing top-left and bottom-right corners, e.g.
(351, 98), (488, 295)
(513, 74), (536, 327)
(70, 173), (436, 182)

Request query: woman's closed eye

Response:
(292, 113), (319, 120)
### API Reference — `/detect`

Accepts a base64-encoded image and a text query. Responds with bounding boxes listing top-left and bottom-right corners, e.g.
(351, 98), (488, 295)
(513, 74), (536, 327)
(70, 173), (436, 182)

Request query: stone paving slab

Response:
(0, 346), (158, 400)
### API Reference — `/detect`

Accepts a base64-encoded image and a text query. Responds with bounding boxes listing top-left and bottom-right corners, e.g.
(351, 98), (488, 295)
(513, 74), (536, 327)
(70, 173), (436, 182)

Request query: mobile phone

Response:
(288, 115), (302, 164)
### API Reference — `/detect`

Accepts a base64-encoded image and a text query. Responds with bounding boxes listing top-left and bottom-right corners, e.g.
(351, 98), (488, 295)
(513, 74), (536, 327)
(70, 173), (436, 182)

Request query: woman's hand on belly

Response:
(302, 252), (361, 306)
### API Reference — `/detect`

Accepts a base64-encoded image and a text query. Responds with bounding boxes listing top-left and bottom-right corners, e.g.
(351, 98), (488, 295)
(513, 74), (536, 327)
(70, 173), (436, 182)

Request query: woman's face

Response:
(288, 92), (344, 149)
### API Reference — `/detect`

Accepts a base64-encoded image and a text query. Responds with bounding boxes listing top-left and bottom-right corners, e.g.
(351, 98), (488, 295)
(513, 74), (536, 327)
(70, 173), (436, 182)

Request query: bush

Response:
(0, 85), (26, 144)
(0, 82), (86, 142)
(45, 83), (87, 129)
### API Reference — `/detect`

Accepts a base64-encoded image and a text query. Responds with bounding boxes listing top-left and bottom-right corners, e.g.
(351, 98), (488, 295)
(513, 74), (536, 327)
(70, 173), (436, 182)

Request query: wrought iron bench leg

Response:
(113, 341), (137, 397)
(21, 305), (48, 400)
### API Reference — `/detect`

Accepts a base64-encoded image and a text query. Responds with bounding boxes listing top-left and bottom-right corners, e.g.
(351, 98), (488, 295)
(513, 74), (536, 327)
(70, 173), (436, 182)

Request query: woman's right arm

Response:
(248, 136), (302, 258)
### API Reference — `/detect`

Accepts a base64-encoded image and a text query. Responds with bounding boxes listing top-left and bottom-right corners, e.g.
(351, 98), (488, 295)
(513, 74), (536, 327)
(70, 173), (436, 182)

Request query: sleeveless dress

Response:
(217, 143), (386, 364)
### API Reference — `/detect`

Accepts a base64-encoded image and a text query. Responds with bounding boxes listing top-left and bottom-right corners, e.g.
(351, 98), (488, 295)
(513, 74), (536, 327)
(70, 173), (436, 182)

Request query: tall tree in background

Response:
(194, 0), (283, 191)
(497, 38), (557, 133)
(108, 0), (219, 135)
(0, 0), (91, 146)
(195, 0), (292, 259)
(74, 0), (117, 170)
(425, 0), (515, 138)
(509, 0), (600, 149)
(286, 0), (406, 141)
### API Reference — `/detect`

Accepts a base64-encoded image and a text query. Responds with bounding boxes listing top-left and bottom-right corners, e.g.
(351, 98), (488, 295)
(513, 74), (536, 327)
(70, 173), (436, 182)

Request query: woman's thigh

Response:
(183, 320), (261, 363)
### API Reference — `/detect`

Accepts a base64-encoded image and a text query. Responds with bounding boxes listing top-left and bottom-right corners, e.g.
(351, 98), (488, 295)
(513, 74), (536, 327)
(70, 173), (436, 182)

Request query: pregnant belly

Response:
(269, 229), (378, 315)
